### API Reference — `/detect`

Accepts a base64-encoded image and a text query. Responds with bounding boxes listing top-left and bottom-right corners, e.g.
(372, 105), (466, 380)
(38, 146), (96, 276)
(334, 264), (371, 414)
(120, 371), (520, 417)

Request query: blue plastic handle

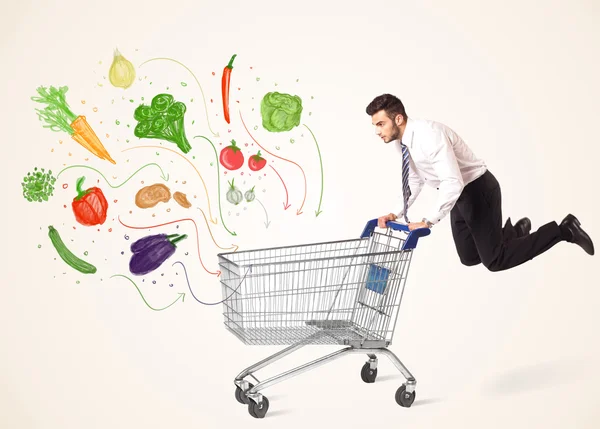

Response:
(360, 219), (431, 250)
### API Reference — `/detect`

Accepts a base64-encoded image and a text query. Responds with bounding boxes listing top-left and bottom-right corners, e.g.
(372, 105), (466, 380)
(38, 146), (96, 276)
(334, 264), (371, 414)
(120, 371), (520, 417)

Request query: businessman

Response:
(368, 93), (594, 271)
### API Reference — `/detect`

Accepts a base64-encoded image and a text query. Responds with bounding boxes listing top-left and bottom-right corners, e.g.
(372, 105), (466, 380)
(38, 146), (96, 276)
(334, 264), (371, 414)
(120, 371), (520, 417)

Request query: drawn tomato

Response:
(219, 139), (244, 170)
(248, 150), (267, 171)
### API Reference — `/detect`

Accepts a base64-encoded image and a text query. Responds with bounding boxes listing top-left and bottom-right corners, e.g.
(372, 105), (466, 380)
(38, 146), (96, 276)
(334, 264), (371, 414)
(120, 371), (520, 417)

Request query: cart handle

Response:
(360, 219), (431, 250)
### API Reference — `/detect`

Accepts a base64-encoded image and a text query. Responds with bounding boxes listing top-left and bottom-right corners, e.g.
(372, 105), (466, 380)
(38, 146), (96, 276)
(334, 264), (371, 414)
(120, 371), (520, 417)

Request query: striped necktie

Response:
(401, 142), (411, 223)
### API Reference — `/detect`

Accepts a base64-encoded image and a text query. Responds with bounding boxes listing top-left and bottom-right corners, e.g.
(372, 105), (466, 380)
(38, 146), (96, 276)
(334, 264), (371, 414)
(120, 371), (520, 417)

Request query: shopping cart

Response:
(217, 219), (430, 418)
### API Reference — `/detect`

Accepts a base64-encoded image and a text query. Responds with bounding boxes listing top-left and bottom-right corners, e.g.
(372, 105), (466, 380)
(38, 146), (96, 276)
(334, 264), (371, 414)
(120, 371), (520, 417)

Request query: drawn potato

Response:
(173, 191), (192, 208)
(135, 184), (171, 208)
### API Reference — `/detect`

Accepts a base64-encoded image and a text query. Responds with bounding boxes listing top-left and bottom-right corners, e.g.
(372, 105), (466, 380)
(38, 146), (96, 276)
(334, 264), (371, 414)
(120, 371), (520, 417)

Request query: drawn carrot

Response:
(221, 54), (237, 124)
(32, 86), (116, 164)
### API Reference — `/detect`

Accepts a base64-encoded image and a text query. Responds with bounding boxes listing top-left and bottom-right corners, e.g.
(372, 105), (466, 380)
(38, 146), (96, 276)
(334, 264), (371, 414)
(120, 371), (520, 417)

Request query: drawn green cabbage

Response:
(260, 92), (303, 132)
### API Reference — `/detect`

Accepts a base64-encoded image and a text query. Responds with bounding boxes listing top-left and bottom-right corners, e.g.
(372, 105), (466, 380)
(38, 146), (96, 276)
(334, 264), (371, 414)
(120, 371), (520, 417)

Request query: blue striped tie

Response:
(401, 143), (411, 223)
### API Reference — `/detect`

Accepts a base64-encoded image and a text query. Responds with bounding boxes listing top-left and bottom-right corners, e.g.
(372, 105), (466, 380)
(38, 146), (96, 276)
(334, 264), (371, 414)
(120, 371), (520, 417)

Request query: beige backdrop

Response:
(1, 0), (599, 428)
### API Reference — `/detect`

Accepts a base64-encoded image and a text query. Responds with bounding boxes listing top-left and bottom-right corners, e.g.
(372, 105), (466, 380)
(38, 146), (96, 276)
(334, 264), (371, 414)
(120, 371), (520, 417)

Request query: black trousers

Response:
(450, 170), (564, 271)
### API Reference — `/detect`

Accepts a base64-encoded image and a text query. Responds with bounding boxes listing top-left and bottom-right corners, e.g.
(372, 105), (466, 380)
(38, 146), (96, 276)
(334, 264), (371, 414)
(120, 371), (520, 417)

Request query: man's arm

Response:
(379, 161), (425, 229)
(423, 129), (464, 226)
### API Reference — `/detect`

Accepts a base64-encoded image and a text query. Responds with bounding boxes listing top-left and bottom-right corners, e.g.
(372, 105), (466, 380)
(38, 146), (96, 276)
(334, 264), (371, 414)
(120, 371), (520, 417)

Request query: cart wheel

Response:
(360, 362), (378, 383)
(248, 396), (270, 419)
(395, 384), (416, 407)
(234, 383), (255, 404)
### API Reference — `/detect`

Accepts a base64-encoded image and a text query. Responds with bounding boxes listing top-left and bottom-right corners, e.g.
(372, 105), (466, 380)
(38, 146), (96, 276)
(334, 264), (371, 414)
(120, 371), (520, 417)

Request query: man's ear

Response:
(395, 114), (405, 127)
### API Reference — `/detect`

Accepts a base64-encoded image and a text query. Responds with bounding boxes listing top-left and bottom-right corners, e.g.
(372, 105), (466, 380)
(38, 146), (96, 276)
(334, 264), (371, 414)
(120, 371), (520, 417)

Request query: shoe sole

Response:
(568, 215), (594, 255)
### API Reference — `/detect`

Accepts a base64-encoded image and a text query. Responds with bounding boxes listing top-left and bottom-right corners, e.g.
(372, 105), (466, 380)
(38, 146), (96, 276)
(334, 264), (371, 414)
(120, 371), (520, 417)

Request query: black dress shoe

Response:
(560, 214), (595, 255)
(514, 217), (532, 237)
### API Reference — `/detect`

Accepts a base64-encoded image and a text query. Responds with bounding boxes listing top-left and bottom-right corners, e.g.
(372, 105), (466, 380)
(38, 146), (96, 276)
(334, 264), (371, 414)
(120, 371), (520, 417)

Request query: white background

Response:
(1, 0), (599, 427)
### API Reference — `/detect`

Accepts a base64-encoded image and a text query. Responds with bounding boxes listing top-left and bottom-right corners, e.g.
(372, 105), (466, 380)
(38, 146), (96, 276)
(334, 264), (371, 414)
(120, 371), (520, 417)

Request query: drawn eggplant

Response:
(129, 233), (187, 276)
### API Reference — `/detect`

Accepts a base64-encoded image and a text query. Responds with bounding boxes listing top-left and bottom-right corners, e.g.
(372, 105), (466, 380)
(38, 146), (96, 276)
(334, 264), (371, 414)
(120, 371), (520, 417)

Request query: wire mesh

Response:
(218, 231), (413, 346)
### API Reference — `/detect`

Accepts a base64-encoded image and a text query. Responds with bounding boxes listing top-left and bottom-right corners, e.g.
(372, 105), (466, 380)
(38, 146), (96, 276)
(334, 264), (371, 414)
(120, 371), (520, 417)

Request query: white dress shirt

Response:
(394, 117), (487, 226)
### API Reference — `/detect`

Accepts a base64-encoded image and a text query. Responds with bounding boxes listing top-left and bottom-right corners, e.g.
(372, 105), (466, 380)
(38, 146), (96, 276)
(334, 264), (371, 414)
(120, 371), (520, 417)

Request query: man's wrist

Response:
(422, 218), (434, 228)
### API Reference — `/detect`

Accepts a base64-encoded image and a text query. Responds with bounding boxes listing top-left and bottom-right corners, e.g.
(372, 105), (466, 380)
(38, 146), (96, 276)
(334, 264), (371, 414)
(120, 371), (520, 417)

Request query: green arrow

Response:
(110, 274), (185, 311)
(193, 135), (237, 236)
(303, 124), (324, 216)
(56, 163), (169, 188)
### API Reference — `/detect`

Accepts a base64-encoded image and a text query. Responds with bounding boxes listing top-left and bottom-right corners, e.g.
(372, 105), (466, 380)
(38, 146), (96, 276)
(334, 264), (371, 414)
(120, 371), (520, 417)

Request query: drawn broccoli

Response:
(260, 92), (303, 132)
(22, 167), (56, 202)
(133, 94), (191, 153)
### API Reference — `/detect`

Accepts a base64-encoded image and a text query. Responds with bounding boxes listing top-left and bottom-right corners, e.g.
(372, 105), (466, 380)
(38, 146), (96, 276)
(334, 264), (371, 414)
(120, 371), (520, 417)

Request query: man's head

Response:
(366, 94), (407, 143)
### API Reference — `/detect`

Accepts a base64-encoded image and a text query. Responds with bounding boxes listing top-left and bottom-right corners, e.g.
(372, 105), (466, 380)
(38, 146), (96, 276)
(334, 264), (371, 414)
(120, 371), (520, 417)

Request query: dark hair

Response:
(365, 94), (407, 121)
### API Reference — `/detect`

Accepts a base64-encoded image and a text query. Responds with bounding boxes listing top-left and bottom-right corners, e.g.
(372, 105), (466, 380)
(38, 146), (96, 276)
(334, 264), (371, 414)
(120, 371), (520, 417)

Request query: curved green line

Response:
(110, 274), (185, 311)
(139, 57), (219, 137)
(56, 164), (168, 188)
(192, 135), (237, 236)
(303, 124), (324, 216)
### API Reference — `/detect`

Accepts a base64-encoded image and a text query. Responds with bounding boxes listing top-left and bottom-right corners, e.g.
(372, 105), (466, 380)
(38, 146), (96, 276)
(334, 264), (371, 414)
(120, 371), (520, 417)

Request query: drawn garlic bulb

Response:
(244, 186), (256, 203)
(226, 179), (243, 205)
(109, 48), (136, 89)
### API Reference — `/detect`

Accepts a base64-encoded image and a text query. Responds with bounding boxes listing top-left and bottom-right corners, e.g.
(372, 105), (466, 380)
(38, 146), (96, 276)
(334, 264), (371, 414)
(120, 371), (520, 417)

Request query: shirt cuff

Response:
(424, 211), (447, 226)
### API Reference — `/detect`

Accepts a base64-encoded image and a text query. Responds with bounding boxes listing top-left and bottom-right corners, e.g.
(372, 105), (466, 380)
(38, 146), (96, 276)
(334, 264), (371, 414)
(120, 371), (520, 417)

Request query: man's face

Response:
(371, 110), (401, 143)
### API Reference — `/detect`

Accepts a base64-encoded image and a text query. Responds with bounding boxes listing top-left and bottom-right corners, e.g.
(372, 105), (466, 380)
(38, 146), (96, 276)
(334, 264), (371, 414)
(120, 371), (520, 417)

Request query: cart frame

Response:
(217, 219), (430, 418)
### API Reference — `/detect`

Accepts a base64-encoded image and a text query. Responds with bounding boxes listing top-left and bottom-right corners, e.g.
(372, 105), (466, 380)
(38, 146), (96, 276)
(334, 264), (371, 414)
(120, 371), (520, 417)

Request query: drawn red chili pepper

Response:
(71, 176), (108, 226)
(222, 53), (237, 124)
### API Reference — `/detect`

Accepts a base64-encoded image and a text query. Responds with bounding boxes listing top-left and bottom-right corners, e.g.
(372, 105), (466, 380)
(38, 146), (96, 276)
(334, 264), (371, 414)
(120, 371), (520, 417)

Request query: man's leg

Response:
(460, 171), (564, 272)
(502, 217), (532, 241)
(503, 217), (517, 242)
(450, 203), (481, 266)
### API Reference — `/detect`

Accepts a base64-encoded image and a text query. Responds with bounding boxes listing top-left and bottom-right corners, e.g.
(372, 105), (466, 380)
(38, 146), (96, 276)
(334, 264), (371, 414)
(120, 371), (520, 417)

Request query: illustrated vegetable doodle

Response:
(248, 151), (267, 171)
(260, 92), (303, 132)
(219, 139), (244, 170)
(173, 191), (192, 208)
(71, 176), (109, 226)
(244, 186), (256, 203)
(134, 94), (191, 153)
(31, 86), (116, 163)
(129, 233), (188, 276)
(48, 225), (97, 274)
(22, 167), (56, 202)
(221, 54), (237, 124)
(135, 183), (171, 208)
(226, 179), (243, 205)
(109, 48), (136, 89)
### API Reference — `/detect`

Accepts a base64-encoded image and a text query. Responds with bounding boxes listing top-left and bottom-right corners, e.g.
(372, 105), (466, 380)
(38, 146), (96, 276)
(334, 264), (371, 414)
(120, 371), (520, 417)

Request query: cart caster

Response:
(395, 384), (416, 407)
(360, 362), (377, 383)
(248, 396), (270, 419)
(234, 383), (254, 404)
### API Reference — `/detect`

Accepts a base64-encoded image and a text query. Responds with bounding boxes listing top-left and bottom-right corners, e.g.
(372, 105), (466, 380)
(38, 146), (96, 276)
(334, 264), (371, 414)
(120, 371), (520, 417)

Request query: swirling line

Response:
(172, 261), (248, 306)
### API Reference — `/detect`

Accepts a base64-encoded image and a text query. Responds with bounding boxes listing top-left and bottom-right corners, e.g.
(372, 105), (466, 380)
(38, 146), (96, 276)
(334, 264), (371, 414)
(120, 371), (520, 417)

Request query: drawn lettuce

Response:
(260, 92), (303, 132)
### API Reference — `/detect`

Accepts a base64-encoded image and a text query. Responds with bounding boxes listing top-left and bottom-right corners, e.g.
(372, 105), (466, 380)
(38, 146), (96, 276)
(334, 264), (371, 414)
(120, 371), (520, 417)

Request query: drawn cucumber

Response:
(48, 225), (97, 274)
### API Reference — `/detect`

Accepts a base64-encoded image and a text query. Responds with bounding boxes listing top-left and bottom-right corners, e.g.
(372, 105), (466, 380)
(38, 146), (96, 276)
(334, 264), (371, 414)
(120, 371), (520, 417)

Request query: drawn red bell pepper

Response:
(71, 176), (108, 226)
(222, 54), (237, 124)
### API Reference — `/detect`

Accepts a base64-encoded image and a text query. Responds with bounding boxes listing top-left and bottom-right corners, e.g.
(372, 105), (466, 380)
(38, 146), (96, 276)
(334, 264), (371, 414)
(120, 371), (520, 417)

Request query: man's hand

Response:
(408, 221), (430, 231)
(378, 213), (398, 229)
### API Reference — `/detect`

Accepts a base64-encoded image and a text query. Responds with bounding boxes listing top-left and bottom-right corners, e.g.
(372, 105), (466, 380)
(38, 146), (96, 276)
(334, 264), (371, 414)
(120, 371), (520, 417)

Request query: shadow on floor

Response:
(481, 357), (590, 397)
(412, 397), (445, 407)
(377, 373), (404, 383)
(267, 409), (294, 418)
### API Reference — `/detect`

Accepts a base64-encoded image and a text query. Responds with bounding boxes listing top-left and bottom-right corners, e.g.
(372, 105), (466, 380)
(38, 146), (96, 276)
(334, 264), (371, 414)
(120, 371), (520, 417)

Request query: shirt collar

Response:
(401, 117), (414, 148)
(393, 117), (414, 151)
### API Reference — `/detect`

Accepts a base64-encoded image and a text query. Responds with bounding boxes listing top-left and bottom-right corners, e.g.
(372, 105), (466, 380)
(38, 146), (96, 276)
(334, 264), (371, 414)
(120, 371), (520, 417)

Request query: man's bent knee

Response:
(482, 259), (503, 272)
(460, 258), (481, 267)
